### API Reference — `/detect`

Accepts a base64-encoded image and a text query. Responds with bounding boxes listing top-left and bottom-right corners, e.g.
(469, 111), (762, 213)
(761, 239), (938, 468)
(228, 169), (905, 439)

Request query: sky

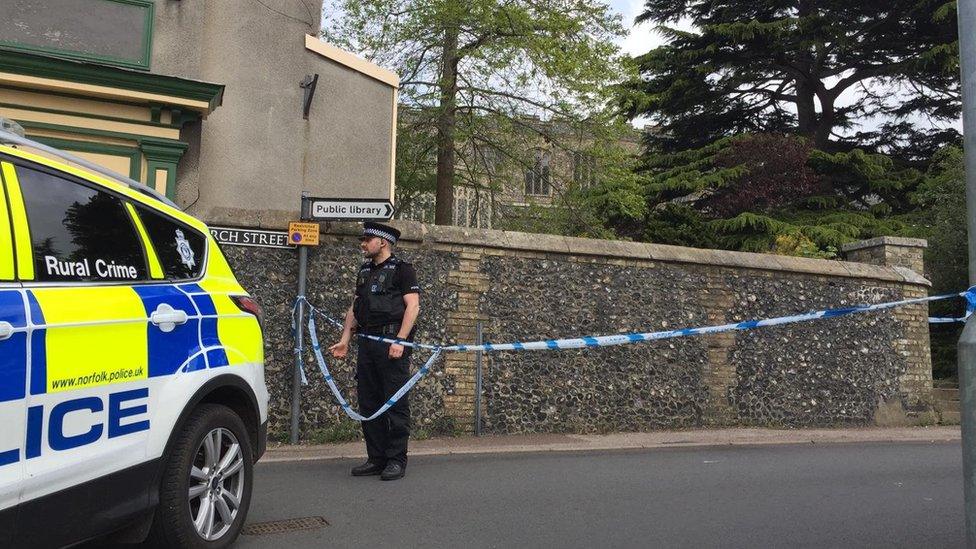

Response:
(605, 0), (658, 128)
(606, 0), (661, 57)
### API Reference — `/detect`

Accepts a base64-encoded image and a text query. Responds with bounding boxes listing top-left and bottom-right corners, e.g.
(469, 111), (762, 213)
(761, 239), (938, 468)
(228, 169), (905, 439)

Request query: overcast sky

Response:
(607, 0), (661, 56)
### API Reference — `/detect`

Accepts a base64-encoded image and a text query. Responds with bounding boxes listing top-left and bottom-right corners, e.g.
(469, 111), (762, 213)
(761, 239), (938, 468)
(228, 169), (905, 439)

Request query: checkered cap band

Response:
(363, 227), (397, 243)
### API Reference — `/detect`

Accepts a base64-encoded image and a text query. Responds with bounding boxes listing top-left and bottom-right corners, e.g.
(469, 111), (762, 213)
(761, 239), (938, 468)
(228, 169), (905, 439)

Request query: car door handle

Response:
(0, 321), (12, 341)
(150, 304), (189, 333)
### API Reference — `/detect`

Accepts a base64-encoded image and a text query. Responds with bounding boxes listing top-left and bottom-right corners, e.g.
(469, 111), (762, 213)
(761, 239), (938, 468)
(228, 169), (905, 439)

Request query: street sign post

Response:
(958, 1), (976, 545)
(290, 193), (394, 444)
(305, 197), (394, 221)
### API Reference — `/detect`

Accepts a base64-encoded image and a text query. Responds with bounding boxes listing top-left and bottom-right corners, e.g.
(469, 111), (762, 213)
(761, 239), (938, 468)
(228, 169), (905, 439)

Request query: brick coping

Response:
(840, 236), (928, 252)
(230, 219), (930, 287)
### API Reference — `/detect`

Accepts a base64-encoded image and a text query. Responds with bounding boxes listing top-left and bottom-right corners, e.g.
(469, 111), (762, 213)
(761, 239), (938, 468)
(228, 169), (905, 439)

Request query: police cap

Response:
(361, 221), (401, 245)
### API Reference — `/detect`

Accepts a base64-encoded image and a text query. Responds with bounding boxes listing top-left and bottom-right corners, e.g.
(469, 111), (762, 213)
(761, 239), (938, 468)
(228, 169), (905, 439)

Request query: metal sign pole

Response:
(290, 193), (312, 445)
(290, 245), (308, 445)
(958, 1), (976, 545)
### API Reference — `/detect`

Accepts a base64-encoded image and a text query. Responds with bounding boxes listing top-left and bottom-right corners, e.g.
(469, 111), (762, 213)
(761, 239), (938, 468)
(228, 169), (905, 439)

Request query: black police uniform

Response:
(353, 254), (420, 467)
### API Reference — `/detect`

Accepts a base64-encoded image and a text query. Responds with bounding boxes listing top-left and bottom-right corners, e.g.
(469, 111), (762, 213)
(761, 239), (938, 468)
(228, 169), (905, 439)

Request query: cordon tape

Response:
(292, 287), (976, 421)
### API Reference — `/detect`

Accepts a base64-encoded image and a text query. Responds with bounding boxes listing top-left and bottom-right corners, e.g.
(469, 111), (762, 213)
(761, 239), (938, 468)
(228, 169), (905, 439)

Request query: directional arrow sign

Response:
(305, 197), (394, 221)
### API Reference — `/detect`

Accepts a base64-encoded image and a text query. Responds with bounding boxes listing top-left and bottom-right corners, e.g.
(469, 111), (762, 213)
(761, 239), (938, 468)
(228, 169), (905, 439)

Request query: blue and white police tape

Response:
(302, 288), (974, 353)
(295, 287), (975, 421)
(305, 312), (441, 422)
(929, 312), (973, 324)
(930, 287), (976, 323)
(290, 297), (308, 385)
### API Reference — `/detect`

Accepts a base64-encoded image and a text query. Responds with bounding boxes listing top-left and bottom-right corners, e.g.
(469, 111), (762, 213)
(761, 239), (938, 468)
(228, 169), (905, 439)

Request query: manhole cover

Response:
(243, 516), (329, 536)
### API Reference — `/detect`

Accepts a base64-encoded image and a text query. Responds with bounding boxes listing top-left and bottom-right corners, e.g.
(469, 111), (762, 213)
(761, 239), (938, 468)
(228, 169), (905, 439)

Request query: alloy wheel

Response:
(187, 427), (246, 541)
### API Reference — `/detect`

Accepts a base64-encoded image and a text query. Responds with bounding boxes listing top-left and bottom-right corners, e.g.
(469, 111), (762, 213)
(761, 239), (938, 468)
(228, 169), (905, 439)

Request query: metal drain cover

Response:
(243, 516), (329, 536)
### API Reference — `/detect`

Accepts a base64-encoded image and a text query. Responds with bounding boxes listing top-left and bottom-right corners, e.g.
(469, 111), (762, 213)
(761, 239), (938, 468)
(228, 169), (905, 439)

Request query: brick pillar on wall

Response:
(702, 270), (737, 425)
(443, 248), (489, 433)
(890, 284), (934, 411)
(840, 236), (927, 276)
(841, 236), (933, 414)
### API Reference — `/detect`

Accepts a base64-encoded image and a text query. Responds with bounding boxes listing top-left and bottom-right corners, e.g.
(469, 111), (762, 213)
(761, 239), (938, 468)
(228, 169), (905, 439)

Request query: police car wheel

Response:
(150, 404), (254, 548)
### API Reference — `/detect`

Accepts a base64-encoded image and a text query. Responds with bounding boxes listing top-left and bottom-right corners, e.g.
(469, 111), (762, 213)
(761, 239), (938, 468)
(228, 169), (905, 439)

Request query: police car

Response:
(0, 122), (268, 548)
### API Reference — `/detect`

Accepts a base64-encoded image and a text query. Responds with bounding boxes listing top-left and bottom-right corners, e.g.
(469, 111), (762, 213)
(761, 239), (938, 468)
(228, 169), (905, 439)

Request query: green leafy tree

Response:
(636, 132), (921, 252)
(623, 0), (959, 153)
(912, 146), (967, 378)
(323, 0), (628, 225)
(391, 114), (437, 221)
(495, 130), (648, 238)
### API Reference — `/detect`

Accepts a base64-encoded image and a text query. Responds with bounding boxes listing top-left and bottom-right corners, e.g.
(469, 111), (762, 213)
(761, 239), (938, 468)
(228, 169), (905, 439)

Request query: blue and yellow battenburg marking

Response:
(0, 291), (27, 405)
(17, 282), (263, 395)
(0, 244), (262, 396)
(0, 276), (260, 397)
(29, 286), (148, 392)
(133, 285), (206, 376)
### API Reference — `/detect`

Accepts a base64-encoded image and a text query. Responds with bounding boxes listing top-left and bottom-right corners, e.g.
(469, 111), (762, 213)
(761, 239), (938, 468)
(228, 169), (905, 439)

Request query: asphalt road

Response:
(235, 441), (964, 548)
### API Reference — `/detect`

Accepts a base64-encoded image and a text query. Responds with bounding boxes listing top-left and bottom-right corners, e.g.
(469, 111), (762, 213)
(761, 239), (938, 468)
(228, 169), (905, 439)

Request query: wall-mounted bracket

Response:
(300, 74), (319, 120)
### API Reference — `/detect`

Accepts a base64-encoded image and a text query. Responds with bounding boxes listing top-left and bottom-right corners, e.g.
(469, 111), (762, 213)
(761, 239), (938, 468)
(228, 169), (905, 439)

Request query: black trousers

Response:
(356, 337), (411, 465)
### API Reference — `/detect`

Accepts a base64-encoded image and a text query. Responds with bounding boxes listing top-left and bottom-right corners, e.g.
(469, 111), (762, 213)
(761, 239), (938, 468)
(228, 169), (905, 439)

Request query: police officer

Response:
(328, 222), (421, 481)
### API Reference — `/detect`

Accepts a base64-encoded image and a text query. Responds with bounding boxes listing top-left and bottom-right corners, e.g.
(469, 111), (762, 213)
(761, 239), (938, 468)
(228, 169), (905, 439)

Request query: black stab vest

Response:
(354, 257), (407, 328)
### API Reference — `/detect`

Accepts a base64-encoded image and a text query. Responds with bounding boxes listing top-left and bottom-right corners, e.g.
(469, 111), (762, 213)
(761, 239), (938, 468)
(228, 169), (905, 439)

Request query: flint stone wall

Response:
(222, 222), (933, 439)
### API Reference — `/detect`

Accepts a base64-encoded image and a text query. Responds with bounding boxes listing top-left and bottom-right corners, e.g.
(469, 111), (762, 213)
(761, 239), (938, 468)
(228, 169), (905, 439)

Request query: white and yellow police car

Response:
(0, 122), (268, 548)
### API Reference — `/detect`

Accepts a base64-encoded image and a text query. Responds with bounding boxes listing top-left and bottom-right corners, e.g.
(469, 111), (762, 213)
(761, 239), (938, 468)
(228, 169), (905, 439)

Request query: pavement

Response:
(261, 425), (962, 463)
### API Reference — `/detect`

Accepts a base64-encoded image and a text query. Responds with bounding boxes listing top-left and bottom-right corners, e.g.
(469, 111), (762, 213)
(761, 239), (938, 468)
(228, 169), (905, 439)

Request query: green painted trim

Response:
(140, 137), (188, 162)
(0, 0), (154, 71)
(31, 135), (142, 180)
(18, 120), (184, 146)
(17, 120), (188, 185)
(0, 102), (182, 129)
(0, 84), (154, 110)
(139, 137), (187, 200)
(141, 137), (188, 199)
(172, 108), (201, 126)
(146, 160), (179, 200)
(0, 49), (224, 111)
(140, 0), (155, 70)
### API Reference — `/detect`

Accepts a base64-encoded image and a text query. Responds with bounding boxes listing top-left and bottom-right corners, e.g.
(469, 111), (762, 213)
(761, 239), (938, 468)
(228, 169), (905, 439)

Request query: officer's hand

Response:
(329, 341), (348, 359)
(389, 342), (405, 359)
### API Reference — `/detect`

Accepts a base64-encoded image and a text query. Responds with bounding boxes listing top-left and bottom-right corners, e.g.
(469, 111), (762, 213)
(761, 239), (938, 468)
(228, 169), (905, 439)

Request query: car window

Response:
(16, 164), (148, 283)
(135, 205), (206, 280)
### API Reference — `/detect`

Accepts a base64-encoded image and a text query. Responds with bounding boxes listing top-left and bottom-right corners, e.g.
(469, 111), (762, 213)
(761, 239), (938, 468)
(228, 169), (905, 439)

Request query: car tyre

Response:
(149, 403), (254, 549)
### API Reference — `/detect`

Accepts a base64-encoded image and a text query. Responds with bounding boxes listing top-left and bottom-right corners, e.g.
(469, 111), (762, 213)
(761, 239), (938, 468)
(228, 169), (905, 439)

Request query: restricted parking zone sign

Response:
(288, 222), (320, 246)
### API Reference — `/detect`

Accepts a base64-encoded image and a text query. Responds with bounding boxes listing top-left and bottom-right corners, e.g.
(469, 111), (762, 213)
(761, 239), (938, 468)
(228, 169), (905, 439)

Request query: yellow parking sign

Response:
(288, 221), (320, 246)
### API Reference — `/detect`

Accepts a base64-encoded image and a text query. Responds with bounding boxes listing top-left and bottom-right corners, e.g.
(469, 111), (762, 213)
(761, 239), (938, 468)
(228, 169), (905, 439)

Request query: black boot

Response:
(351, 460), (385, 476)
(380, 461), (405, 481)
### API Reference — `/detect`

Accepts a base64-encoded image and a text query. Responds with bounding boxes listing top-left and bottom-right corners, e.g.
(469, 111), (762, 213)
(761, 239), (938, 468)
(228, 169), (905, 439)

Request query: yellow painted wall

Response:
(154, 168), (168, 194)
(0, 87), (150, 122)
(73, 151), (134, 177)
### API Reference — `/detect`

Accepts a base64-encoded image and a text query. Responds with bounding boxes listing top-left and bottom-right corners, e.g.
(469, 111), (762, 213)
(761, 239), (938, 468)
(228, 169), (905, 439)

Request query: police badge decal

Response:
(175, 229), (196, 268)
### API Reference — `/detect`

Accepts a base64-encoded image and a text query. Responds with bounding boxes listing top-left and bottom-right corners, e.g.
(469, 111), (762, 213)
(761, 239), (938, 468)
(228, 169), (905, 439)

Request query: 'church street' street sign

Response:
(209, 226), (294, 249)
